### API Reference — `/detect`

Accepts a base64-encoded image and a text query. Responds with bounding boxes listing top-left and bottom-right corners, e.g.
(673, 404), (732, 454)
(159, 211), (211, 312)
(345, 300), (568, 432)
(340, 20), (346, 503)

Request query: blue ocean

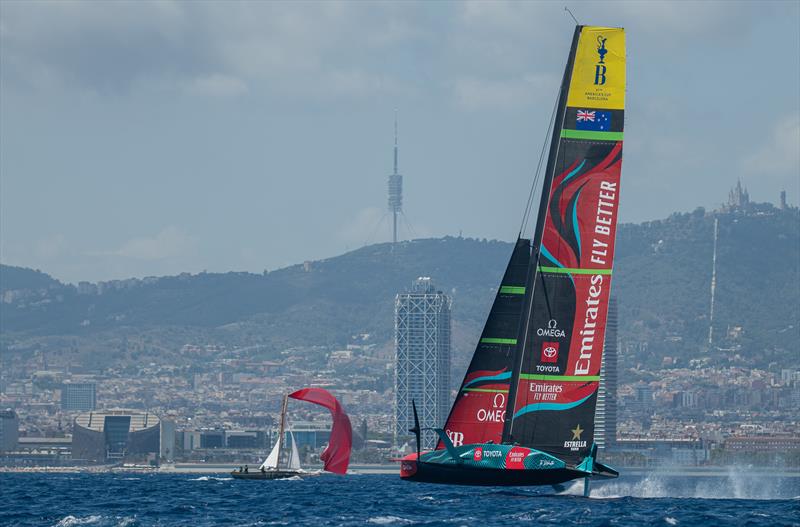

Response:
(1, 471), (798, 526)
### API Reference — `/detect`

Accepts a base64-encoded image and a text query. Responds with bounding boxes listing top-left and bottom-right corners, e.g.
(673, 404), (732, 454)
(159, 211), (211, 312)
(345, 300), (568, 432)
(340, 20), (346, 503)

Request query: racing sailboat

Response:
(400, 25), (625, 494)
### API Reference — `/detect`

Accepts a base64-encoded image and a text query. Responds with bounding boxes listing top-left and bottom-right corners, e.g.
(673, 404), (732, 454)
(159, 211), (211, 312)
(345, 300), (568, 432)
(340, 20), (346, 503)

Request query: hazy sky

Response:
(1, 1), (798, 283)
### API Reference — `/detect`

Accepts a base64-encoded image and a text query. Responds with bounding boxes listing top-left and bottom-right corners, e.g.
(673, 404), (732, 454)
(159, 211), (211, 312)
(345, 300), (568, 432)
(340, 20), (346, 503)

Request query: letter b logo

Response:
(594, 65), (607, 85)
(448, 430), (464, 447)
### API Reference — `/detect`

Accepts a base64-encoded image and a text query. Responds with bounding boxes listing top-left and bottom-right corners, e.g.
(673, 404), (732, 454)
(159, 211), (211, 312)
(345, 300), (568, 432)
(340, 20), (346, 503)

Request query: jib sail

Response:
(439, 238), (531, 448)
(504, 26), (626, 463)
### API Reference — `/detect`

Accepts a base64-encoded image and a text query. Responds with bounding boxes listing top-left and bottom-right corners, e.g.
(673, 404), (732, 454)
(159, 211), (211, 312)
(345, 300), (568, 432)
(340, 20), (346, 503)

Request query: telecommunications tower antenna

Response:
(388, 110), (403, 243)
(708, 216), (719, 347)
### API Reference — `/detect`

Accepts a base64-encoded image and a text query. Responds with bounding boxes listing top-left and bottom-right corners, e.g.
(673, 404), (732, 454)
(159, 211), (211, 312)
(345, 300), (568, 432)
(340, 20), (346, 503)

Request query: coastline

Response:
(2, 464), (799, 477)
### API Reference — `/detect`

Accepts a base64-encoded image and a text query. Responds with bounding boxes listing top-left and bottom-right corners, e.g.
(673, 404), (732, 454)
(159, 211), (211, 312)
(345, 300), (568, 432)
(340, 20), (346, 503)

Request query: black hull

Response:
(230, 470), (302, 480)
(402, 461), (598, 487)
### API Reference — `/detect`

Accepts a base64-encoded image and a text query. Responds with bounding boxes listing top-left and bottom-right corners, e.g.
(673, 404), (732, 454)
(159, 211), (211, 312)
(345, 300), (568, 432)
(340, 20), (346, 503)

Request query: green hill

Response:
(1, 204), (797, 371)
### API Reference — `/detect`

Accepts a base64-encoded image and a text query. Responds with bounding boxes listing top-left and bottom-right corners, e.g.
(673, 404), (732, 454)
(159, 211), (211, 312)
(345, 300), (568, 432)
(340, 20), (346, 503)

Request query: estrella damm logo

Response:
(567, 27), (625, 110)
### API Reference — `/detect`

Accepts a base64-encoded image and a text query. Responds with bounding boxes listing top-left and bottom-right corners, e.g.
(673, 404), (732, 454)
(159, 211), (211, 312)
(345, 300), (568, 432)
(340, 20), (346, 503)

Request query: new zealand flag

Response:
(576, 110), (611, 131)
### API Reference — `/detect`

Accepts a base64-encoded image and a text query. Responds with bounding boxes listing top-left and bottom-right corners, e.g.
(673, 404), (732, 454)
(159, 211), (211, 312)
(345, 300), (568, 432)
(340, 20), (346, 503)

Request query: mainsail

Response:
(438, 26), (625, 465)
(261, 392), (289, 470)
(399, 24), (625, 489)
(503, 26), (626, 463)
(439, 238), (531, 447)
(259, 440), (280, 470)
(289, 388), (353, 475)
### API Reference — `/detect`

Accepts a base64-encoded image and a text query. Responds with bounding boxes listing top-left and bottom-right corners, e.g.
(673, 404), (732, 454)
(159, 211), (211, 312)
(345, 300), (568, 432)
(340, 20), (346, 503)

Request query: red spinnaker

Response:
(289, 388), (352, 475)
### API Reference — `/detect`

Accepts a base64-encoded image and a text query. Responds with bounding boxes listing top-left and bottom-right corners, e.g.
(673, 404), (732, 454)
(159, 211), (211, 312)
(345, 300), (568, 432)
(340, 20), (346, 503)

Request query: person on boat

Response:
(239, 466), (243, 473)
(244, 465), (249, 473)
(261, 466), (266, 474)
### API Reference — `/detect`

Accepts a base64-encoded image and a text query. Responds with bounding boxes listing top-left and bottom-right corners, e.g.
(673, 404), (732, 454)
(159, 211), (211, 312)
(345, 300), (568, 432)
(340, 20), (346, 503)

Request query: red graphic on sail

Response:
(441, 369), (510, 448)
(289, 388), (352, 474)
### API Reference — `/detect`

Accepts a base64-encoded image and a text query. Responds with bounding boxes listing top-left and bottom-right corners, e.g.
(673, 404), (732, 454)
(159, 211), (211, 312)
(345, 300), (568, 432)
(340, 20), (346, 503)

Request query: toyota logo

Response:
(543, 346), (558, 358)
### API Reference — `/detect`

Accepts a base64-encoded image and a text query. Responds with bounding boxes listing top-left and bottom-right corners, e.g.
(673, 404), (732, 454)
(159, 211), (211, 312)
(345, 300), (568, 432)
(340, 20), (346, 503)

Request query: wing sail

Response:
(506, 26), (626, 464)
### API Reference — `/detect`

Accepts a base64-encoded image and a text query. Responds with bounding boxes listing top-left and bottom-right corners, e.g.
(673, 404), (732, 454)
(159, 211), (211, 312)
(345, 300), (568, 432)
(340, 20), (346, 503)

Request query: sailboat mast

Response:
(502, 25), (583, 443)
(277, 393), (289, 469)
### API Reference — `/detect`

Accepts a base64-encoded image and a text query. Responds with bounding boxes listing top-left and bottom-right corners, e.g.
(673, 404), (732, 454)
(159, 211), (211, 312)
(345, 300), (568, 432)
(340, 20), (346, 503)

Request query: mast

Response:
(277, 393), (288, 469)
(503, 25), (583, 443)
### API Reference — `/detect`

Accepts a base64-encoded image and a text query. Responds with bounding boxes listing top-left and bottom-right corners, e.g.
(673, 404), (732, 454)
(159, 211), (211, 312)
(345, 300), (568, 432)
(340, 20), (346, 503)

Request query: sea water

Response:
(1, 471), (798, 526)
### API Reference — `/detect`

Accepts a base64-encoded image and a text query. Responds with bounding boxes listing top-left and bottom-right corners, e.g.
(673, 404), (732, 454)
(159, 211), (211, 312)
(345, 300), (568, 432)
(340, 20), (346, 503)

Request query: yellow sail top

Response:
(567, 27), (625, 110)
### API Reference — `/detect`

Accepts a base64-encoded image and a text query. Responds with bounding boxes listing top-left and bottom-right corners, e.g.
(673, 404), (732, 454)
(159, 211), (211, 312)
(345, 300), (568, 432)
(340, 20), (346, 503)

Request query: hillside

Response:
(1, 204), (798, 371)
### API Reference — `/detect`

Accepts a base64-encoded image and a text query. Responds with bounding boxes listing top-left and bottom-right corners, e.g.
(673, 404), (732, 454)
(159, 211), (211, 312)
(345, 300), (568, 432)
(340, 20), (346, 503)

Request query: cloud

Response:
(0, 2), (421, 99)
(105, 226), (196, 261)
(185, 74), (248, 97)
(452, 73), (558, 110)
(3, 1), (786, 103)
(743, 113), (800, 175)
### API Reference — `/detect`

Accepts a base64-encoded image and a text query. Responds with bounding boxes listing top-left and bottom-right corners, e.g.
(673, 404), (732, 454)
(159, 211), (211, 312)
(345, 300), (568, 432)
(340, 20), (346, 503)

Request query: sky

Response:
(1, 1), (798, 283)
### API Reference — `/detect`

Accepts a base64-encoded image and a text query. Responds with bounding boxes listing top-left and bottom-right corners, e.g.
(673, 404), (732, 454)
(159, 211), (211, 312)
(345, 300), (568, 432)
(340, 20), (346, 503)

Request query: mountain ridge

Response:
(2, 203), (798, 371)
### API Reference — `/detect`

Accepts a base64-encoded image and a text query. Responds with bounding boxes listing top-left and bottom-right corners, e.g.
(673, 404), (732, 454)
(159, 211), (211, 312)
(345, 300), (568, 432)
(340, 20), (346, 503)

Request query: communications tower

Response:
(388, 112), (403, 243)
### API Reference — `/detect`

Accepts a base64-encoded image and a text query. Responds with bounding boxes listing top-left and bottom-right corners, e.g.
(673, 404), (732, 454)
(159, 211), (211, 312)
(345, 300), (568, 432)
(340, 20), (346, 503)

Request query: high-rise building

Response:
(394, 277), (451, 449)
(0, 409), (19, 452)
(594, 296), (618, 451)
(61, 382), (97, 412)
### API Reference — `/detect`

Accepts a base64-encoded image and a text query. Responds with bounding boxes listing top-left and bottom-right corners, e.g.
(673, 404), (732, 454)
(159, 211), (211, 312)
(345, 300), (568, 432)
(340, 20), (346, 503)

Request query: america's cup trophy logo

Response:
(596, 36), (608, 63)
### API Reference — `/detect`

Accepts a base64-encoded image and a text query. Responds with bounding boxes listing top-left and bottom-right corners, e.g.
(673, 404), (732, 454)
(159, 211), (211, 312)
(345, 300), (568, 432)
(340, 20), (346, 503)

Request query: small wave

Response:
(54, 516), (103, 527)
(190, 476), (232, 481)
(116, 517), (136, 527)
(665, 518), (678, 525)
(367, 516), (413, 525)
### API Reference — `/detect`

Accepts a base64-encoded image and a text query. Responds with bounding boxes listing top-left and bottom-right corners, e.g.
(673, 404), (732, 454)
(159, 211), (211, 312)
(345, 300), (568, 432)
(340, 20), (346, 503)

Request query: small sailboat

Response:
(400, 24), (625, 495)
(232, 394), (302, 480)
(232, 388), (352, 480)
